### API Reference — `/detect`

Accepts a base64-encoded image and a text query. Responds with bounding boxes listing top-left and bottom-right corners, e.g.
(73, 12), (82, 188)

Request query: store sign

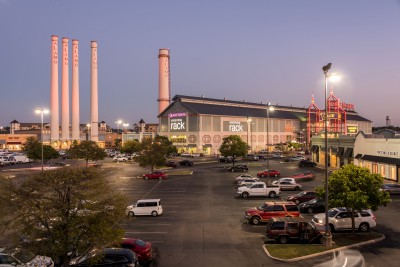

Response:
(377, 150), (399, 156)
(170, 117), (185, 131)
(223, 121), (247, 132)
(340, 102), (355, 111)
(347, 126), (358, 134)
(169, 112), (187, 118)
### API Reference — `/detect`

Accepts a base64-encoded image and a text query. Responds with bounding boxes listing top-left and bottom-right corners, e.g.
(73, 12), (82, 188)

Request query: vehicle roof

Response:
(137, 199), (161, 202)
(269, 217), (308, 223)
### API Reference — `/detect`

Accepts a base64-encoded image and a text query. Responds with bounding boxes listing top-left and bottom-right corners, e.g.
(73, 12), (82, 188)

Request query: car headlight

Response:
(318, 219), (323, 224)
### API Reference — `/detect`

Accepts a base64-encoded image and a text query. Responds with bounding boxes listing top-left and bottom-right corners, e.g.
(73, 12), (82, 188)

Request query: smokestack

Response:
(71, 39), (80, 140)
(90, 41), (99, 142)
(158, 48), (170, 114)
(61, 37), (69, 141)
(50, 35), (59, 141)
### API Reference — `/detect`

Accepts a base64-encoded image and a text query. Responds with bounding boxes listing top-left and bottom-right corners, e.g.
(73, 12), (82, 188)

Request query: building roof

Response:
(160, 95), (370, 122)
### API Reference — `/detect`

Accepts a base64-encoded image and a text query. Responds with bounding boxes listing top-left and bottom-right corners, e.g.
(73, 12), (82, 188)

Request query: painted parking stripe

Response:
(125, 232), (168, 234)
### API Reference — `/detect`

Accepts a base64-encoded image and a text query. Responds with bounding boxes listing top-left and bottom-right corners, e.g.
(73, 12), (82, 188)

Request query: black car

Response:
(165, 160), (178, 168)
(298, 160), (317, 167)
(228, 165), (249, 172)
(69, 248), (139, 267)
(179, 160), (194, 166)
(298, 198), (325, 214)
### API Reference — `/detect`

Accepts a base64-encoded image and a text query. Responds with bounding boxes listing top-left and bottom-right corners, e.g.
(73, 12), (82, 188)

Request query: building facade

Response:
(158, 95), (372, 156)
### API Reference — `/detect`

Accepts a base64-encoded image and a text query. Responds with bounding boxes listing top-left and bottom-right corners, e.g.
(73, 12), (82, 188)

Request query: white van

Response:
(126, 199), (163, 217)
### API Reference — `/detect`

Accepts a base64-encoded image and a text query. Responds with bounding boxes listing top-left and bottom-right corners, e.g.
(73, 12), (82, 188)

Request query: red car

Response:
(286, 191), (317, 205)
(257, 169), (281, 178)
(120, 238), (153, 265)
(143, 171), (167, 179)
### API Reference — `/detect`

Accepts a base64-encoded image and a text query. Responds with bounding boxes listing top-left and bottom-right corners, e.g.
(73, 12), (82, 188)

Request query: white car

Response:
(113, 156), (129, 162)
(233, 174), (256, 183)
(289, 156), (307, 161)
(237, 178), (260, 187)
(271, 177), (296, 185)
(311, 207), (376, 232)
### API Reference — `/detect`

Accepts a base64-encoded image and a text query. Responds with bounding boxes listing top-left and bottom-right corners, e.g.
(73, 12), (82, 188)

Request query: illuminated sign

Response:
(223, 121), (247, 132)
(170, 118), (185, 131)
(377, 150), (399, 156)
(346, 126), (358, 134)
(340, 102), (355, 111)
(169, 112), (187, 118)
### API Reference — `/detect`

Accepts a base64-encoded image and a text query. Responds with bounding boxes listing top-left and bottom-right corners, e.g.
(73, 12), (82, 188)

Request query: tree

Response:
(154, 135), (177, 156)
(0, 167), (128, 266)
(120, 140), (140, 155)
(134, 138), (168, 172)
(315, 164), (390, 232)
(219, 135), (248, 166)
(68, 141), (107, 168)
(114, 138), (122, 151)
(22, 136), (59, 162)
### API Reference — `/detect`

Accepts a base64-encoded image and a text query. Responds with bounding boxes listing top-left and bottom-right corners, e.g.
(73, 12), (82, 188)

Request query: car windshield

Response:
(12, 249), (36, 263)
(258, 204), (268, 210)
(297, 192), (306, 196)
(134, 239), (146, 247)
(328, 209), (340, 218)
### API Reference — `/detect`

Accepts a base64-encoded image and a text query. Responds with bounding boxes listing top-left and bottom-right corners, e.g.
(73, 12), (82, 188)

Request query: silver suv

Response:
(311, 207), (376, 232)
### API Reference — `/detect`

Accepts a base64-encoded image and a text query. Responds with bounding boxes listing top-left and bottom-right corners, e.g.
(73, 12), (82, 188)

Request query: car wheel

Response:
(359, 222), (370, 232)
(277, 235), (288, 244)
(269, 191), (277, 198)
(295, 200), (300, 205)
(151, 211), (158, 217)
(307, 208), (313, 214)
(329, 224), (335, 233)
(251, 216), (261, 225)
(128, 211), (134, 217)
(242, 192), (249, 198)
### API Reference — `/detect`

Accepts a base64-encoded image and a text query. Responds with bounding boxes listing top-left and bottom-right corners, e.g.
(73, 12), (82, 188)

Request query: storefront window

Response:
(170, 135), (187, 143)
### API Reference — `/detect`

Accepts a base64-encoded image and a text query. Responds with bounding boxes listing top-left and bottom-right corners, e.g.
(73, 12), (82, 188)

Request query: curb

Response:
(262, 233), (385, 262)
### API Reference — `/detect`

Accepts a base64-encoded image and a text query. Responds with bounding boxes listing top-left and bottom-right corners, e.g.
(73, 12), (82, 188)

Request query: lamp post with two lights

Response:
(35, 108), (49, 172)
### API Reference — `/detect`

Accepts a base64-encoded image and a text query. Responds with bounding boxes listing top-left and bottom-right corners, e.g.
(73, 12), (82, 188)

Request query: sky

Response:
(1, 0), (400, 129)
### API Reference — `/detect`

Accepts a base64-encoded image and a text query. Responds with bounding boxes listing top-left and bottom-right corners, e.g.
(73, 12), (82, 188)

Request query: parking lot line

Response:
(125, 231), (168, 234)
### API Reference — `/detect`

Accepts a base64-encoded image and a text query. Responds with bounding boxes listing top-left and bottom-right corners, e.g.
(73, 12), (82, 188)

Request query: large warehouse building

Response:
(158, 94), (372, 156)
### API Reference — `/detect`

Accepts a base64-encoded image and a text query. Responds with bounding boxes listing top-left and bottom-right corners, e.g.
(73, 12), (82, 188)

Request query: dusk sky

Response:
(1, 0), (400, 129)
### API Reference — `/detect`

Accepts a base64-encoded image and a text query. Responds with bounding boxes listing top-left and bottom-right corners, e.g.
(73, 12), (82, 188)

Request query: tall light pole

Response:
(322, 63), (332, 248)
(86, 123), (91, 141)
(115, 120), (122, 139)
(266, 103), (274, 180)
(35, 108), (49, 172)
(247, 117), (251, 154)
(250, 122), (254, 154)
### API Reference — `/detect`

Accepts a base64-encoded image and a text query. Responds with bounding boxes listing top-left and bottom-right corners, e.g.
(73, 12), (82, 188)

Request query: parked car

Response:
(237, 182), (280, 198)
(289, 156), (307, 161)
(228, 164), (248, 172)
(286, 191), (317, 205)
(272, 177), (296, 184)
(381, 183), (400, 195)
(257, 169), (280, 178)
(272, 153), (284, 158)
(126, 199), (163, 217)
(0, 247), (54, 267)
(311, 207), (376, 232)
(233, 174), (256, 183)
(69, 248), (139, 267)
(298, 160), (317, 167)
(265, 217), (325, 244)
(244, 201), (299, 225)
(179, 160), (194, 166)
(289, 172), (315, 180)
(165, 160), (178, 168)
(237, 177), (260, 187)
(143, 171), (167, 179)
(219, 156), (236, 163)
(272, 180), (303, 191)
(298, 198), (326, 214)
(120, 238), (153, 265)
(113, 155), (129, 162)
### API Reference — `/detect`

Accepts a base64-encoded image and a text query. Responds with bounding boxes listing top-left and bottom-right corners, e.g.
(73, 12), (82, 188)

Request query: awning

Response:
(203, 144), (212, 148)
(354, 154), (363, 159)
(6, 142), (22, 144)
(343, 148), (353, 158)
(336, 147), (344, 157)
(361, 155), (400, 165)
(187, 144), (197, 148)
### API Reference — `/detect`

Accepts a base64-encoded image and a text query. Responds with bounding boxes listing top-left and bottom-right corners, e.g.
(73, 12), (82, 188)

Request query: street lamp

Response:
(123, 122), (129, 133)
(35, 108), (49, 171)
(115, 120), (122, 139)
(250, 122), (255, 154)
(86, 123), (91, 141)
(266, 103), (274, 180)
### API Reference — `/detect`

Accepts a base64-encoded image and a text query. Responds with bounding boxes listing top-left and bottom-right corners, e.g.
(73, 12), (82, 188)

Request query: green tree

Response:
(68, 141), (107, 168)
(134, 138), (168, 172)
(120, 140), (140, 155)
(114, 138), (122, 151)
(154, 135), (177, 156)
(22, 136), (59, 162)
(219, 135), (248, 166)
(0, 167), (128, 266)
(316, 164), (390, 232)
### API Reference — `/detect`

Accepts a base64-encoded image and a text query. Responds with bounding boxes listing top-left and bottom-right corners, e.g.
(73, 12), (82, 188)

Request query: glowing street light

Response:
(35, 108), (49, 171)
(86, 123), (91, 141)
(266, 103), (274, 180)
(115, 120), (122, 139)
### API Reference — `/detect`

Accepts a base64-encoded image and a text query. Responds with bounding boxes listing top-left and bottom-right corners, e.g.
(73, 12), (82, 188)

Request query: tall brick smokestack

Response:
(50, 35), (59, 141)
(71, 39), (80, 140)
(90, 41), (99, 142)
(61, 37), (69, 141)
(158, 48), (170, 114)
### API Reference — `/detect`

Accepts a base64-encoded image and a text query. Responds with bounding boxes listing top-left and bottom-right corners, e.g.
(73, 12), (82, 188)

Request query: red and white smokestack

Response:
(90, 41), (99, 142)
(71, 39), (80, 140)
(158, 48), (170, 114)
(50, 35), (59, 141)
(61, 37), (69, 141)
